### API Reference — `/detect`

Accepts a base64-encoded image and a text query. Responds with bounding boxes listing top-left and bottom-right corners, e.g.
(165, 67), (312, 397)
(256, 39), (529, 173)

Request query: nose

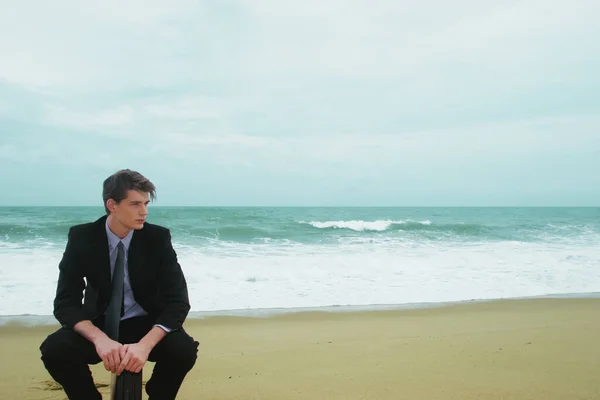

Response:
(140, 204), (149, 216)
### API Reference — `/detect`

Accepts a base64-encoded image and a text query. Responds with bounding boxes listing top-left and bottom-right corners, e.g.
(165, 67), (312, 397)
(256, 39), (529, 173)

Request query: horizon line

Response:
(0, 205), (598, 208)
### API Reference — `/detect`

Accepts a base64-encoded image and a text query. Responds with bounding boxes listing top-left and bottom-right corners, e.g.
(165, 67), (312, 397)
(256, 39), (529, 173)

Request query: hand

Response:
(117, 342), (151, 374)
(94, 336), (124, 374)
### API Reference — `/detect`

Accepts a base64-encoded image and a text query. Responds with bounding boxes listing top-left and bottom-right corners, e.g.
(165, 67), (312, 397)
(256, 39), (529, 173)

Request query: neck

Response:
(107, 215), (131, 239)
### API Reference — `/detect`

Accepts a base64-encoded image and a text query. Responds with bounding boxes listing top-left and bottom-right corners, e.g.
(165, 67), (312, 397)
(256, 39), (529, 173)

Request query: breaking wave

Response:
(305, 220), (432, 232)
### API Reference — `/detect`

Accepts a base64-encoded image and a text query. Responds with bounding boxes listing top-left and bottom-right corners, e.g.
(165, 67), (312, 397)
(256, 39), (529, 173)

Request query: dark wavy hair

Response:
(102, 169), (156, 214)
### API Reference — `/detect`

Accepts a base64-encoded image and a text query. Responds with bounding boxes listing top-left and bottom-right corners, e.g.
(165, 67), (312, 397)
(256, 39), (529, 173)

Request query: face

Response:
(107, 190), (150, 231)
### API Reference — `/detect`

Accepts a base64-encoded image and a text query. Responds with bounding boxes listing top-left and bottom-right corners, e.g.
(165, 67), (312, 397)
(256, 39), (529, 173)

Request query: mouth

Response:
(136, 219), (146, 223)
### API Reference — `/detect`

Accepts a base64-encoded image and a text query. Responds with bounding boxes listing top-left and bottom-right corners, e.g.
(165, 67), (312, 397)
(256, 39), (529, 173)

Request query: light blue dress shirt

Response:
(105, 220), (170, 333)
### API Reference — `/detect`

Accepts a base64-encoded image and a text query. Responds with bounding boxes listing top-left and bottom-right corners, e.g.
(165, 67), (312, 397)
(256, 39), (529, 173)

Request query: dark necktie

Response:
(105, 241), (125, 341)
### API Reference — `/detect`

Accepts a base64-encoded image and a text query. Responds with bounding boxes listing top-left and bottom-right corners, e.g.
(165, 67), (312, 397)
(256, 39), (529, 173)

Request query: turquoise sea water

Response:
(1, 207), (599, 320)
(3, 206), (599, 246)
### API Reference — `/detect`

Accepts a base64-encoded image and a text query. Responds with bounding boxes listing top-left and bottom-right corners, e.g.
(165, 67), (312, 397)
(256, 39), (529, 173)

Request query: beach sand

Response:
(0, 298), (598, 399)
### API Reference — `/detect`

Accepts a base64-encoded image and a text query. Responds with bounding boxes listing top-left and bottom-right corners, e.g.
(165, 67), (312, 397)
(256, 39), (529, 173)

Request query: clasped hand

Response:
(95, 337), (150, 375)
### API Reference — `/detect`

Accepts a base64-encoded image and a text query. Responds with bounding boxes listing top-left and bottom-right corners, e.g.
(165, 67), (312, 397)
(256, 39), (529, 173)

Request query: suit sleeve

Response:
(53, 227), (87, 329)
(155, 229), (191, 331)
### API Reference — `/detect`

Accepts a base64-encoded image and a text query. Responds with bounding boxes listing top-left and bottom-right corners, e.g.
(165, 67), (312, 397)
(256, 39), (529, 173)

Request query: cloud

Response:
(145, 97), (223, 120)
(2, 0), (598, 88)
(43, 105), (136, 130)
(0, 0), (599, 205)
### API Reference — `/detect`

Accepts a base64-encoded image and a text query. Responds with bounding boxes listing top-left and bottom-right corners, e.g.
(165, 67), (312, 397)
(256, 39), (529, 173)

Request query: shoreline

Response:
(2, 290), (599, 327)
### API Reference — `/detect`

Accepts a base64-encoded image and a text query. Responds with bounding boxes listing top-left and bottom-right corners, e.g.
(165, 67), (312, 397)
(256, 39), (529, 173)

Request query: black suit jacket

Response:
(53, 215), (190, 332)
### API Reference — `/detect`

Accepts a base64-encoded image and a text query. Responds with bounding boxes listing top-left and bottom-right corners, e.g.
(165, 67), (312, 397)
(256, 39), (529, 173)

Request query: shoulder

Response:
(138, 221), (171, 239)
(62, 217), (105, 250)
(69, 221), (97, 234)
(67, 217), (104, 239)
(135, 222), (174, 252)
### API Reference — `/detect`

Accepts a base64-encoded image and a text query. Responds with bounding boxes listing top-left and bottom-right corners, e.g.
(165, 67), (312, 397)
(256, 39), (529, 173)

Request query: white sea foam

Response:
(306, 219), (432, 231)
(1, 238), (599, 318)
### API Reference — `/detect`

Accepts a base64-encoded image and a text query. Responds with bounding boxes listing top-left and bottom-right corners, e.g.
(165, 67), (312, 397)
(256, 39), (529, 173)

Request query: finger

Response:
(112, 349), (122, 374)
(112, 347), (122, 364)
(102, 356), (110, 372)
(126, 356), (137, 372)
(117, 354), (127, 375)
(134, 363), (143, 374)
(112, 354), (120, 374)
(98, 349), (110, 371)
(133, 361), (143, 374)
(119, 345), (128, 359)
(115, 352), (123, 373)
(106, 353), (115, 373)
(118, 353), (131, 375)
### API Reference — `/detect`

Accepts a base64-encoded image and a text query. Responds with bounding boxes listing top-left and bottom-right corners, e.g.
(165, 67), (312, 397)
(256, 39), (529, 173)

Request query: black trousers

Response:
(40, 316), (199, 400)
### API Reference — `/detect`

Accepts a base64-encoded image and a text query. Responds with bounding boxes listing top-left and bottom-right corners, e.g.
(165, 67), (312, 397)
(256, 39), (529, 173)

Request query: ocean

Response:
(1, 206), (599, 324)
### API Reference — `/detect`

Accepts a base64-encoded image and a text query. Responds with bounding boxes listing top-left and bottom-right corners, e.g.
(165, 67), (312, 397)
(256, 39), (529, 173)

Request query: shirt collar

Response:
(105, 218), (134, 250)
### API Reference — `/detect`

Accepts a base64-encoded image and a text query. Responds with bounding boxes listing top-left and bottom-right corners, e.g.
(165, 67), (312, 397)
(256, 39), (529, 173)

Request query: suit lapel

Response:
(128, 228), (146, 289)
(93, 216), (112, 295)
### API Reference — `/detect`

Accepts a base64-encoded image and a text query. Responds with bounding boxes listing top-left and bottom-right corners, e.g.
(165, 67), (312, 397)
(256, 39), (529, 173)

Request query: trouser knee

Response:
(40, 328), (95, 368)
(163, 337), (199, 371)
(40, 335), (61, 366)
(177, 340), (199, 371)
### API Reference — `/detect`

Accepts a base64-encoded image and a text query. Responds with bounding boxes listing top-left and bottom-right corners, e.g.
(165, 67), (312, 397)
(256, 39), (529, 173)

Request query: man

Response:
(40, 169), (199, 400)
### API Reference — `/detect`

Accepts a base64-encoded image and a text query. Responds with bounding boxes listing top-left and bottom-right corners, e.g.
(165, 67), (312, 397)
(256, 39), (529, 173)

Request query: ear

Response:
(106, 198), (117, 213)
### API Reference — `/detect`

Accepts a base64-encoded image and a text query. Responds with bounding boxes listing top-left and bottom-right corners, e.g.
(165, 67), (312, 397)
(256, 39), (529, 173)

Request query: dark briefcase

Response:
(110, 370), (143, 400)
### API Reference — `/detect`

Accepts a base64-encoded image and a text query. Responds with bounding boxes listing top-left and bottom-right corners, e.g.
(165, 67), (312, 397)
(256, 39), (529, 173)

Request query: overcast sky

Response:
(1, 0), (599, 206)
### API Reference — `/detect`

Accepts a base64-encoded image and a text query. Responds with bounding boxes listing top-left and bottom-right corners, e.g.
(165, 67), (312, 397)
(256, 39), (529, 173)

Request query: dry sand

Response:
(1, 298), (598, 399)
